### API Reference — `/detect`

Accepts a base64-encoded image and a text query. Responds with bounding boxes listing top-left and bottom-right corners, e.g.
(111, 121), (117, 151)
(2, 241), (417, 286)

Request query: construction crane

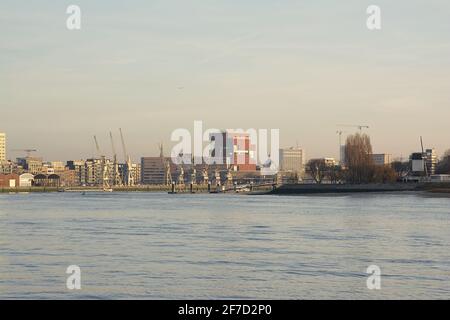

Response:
(337, 124), (369, 132)
(93, 135), (111, 189)
(110, 131), (123, 186)
(119, 128), (134, 186)
(12, 149), (37, 157)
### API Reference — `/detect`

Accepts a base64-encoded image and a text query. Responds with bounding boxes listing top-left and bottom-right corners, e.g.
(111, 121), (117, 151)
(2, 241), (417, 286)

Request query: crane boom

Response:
(93, 135), (101, 155)
(11, 149), (38, 157)
(119, 128), (135, 186)
(119, 128), (128, 162)
(110, 132), (117, 158)
(110, 131), (123, 187)
(337, 124), (369, 132)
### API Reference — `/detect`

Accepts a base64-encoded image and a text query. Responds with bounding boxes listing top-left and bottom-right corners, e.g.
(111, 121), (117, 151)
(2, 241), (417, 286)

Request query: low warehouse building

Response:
(0, 174), (19, 188)
(19, 173), (34, 187)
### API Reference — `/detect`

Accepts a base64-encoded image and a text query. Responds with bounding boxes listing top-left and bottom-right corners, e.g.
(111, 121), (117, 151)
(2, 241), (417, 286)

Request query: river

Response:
(0, 192), (449, 299)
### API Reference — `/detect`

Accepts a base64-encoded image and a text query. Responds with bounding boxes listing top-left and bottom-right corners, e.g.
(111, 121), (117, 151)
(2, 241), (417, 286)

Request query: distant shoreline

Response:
(1, 183), (450, 195)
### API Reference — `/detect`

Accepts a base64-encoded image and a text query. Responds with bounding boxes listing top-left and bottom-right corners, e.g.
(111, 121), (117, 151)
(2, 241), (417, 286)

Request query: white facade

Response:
(430, 174), (450, 182)
(19, 173), (34, 187)
(0, 133), (5, 161)
(426, 149), (437, 175)
(279, 147), (305, 173)
(372, 154), (392, 166)
(412, 159), (425, 172)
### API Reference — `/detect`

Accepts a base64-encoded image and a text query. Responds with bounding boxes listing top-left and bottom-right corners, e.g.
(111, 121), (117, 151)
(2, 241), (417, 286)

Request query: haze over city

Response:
(2, 0), (450, 161)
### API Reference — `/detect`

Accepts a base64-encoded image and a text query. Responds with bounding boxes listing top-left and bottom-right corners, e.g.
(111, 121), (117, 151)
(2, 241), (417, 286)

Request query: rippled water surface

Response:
(0, 192), (449, 299)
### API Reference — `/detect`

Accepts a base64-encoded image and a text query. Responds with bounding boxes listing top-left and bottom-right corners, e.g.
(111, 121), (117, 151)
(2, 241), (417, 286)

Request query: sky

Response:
(1, 0), (450, 162)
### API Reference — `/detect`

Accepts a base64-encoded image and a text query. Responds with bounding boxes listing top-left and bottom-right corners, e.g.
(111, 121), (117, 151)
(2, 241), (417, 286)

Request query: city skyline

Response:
(2, 1), (450, 160)
(0, 129), (445, 164)
(2, 1), (450, 303)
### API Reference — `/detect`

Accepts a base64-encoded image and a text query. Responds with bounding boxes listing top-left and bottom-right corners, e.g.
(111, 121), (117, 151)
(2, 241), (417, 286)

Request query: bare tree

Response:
(344, 133), (374, 184)
(436, 149), (450, 174)
(392, 161), (410, 179)
(326, 165), (343, 184)
(307, 159), (327, 184)
(373, 165), (397, 183)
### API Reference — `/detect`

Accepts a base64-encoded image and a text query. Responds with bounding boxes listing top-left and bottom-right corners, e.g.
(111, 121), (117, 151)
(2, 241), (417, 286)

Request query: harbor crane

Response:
(119, 128), (135, 186)
(93, 135), (111, 189)
(12, 149), (37, 157)
(337, 124), (369, 132)
(110, 131), (123, 186)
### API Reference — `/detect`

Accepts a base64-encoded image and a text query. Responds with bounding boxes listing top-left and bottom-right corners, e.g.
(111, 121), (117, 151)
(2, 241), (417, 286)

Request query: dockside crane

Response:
(93, 135), (111, 189)
(119, 128), (135, 186)
(110, 131), (123, 187)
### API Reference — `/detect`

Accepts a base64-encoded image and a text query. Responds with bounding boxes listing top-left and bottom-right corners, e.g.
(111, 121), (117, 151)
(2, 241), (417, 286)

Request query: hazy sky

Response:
(1, 0), (450, 162)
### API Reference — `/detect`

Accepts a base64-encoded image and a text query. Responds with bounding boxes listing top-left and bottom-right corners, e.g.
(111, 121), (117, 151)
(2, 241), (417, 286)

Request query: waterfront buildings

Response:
(372, 154), (392, 166)
(141, 157), (173, 185)
(0, 160), (14, 174)
(0, 133), (6, 161)
(19, 173), (34, 187)
(410, 149), (437, 176)
(0, 173), (19, 188)
(340, 145), (346, 166)
(279, 147), (305, 174)
(323, 158), (337, 167)
(67, 160), (87, 185)
(209, 131), (257, 172)
(17, 157), (43, 175)
(425, 149), (437, 175)
(430, 174), (450, 182)
(119, 162), (141, 186)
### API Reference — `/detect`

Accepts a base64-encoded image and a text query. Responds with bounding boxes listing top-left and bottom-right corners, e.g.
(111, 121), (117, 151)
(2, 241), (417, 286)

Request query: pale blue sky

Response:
(1, 0), (450, 161)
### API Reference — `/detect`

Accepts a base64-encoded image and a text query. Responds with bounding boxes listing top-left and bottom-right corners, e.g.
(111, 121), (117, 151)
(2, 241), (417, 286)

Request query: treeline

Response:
(307, 133), (450, 184)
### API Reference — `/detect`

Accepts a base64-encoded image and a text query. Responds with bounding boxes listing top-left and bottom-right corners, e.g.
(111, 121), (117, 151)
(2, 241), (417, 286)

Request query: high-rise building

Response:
(340, 145), (346, 166)
(279, 147), (305, 174)
(209, 131), (257, 172)
(67, 160), (87, 186)
(425, 149), (437, 175)
(0, 133), (6, 161)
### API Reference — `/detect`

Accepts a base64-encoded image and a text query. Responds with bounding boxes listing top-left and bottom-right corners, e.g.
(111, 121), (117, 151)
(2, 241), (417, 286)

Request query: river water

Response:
(0, 192), (449, 299)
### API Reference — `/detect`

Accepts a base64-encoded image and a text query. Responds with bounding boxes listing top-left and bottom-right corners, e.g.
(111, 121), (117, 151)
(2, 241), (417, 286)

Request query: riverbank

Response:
(268, 183), (450, 195)
(0, 185), (209, 193)
(2, 183), (449, 195)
